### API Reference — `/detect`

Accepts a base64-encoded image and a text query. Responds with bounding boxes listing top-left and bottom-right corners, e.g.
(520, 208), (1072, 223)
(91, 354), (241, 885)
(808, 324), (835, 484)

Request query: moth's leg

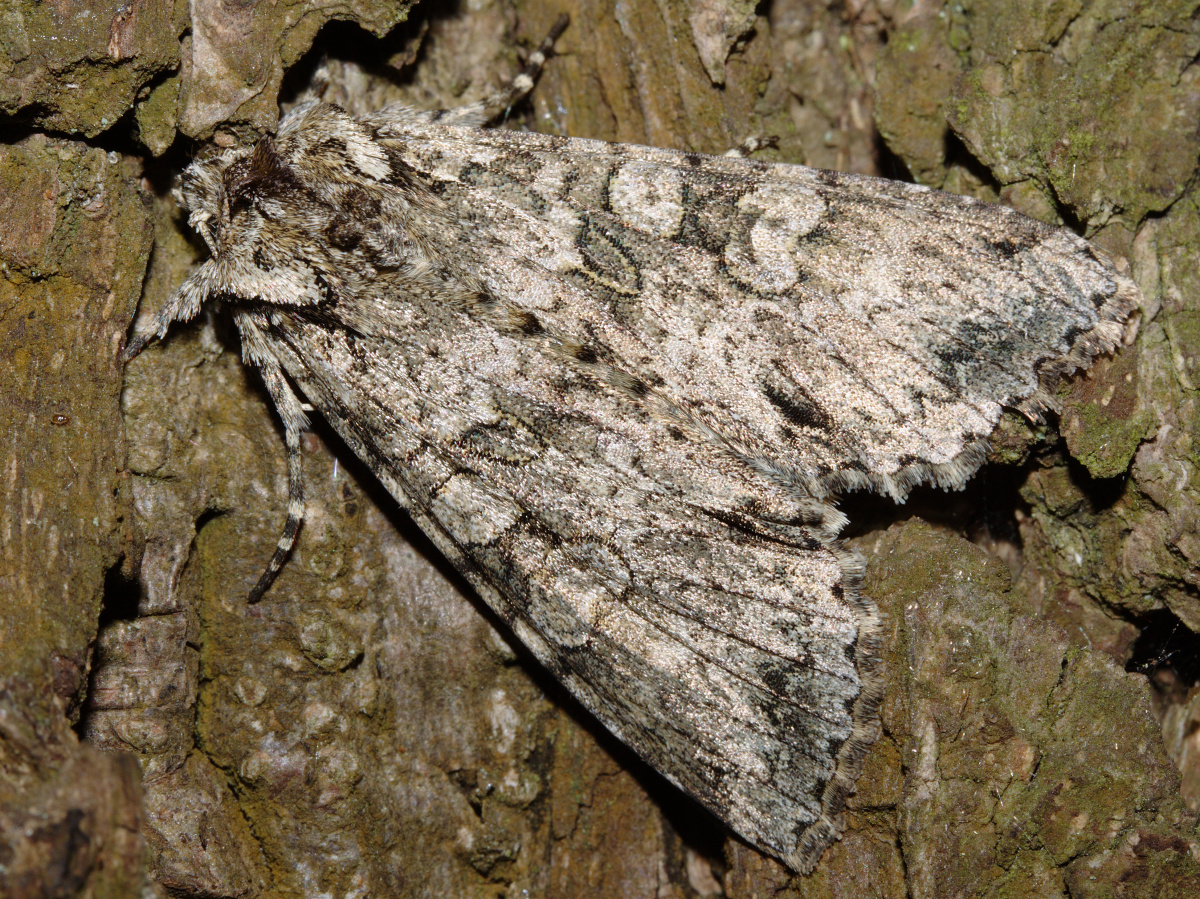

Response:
(247, 357), (309, 604)
(723, 136), (780, 158)
(124, 266), (217, 362)
(427, 14), (569, 127)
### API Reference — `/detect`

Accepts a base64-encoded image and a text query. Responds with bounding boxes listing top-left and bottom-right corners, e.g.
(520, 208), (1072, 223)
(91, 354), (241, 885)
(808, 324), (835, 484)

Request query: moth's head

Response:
(162, 102), (434, 328)
(176, 136), (306, 261)
(173, 149), (233, 252)
(175, 103), (417, 261)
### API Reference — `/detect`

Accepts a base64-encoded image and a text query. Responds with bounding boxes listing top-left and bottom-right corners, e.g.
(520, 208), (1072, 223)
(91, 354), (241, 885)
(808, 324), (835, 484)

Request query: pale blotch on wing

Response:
(342, 128), (391, 180)
(430, 473), (522, 544)
(609, 163), (685, 238)
(544, 552), (627, 647)
(731, 182), (826, 292)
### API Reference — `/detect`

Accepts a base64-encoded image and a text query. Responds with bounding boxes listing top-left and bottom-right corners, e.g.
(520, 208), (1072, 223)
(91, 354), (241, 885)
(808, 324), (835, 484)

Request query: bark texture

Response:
(2, 1), (1198, 896)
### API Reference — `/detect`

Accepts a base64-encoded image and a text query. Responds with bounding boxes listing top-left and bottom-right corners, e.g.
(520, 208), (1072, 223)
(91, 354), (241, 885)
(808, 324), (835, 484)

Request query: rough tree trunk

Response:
(1, 1), (1197, 897)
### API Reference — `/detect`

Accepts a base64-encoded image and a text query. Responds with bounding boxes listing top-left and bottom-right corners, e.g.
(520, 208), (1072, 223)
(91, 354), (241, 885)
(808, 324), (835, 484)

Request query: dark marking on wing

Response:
(763, 382), (834, 431)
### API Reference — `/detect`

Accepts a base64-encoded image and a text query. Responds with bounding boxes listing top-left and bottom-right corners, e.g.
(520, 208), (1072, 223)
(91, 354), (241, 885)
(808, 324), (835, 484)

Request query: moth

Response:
(125, 17), (1138, 872)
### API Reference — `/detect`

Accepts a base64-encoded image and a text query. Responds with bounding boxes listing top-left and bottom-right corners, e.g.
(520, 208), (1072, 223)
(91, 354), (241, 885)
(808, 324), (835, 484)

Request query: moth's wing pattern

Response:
(374, 120), (1139, 502)
(144, 100), (1138, 873)
(244, 303), (882, 872)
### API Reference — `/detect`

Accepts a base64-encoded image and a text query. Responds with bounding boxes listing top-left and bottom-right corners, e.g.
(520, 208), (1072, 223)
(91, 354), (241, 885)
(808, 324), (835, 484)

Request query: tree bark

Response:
(2, 1), (1197, 896)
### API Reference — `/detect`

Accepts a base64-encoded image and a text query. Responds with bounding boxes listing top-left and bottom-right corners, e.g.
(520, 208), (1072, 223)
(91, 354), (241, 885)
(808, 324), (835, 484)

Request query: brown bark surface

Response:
(2, 1), (1198, 896)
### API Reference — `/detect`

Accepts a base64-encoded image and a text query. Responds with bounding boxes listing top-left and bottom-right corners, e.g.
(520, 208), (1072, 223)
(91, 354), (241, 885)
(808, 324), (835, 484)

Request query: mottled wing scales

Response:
(257, 310), (881, 869)
(135, 71), (1138, 874)
(377, 122), (1137, 500)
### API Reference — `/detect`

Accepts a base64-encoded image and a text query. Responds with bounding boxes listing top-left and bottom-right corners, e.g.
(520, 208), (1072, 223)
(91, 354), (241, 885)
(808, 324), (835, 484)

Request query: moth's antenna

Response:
(418, 14), (570, 127)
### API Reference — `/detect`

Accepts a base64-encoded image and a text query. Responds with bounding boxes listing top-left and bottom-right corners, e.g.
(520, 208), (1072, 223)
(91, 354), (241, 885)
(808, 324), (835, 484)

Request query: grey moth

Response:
(126, 18), (1138, 872)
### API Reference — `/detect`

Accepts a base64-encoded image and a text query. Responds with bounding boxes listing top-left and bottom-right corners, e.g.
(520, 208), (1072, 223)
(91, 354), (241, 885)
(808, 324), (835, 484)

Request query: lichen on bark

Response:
(3, 1), (1199, 897)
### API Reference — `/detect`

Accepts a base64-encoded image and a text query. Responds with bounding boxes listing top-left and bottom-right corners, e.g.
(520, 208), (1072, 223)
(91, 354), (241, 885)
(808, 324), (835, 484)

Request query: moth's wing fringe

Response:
(1017, 266), (1141, 417)
(813, 440), (993, 506)
(816, 266), (1140, 502)
(790, 542), (883, 873)
(344, 436), (881, 871)
(788, 259), (1139, 868)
